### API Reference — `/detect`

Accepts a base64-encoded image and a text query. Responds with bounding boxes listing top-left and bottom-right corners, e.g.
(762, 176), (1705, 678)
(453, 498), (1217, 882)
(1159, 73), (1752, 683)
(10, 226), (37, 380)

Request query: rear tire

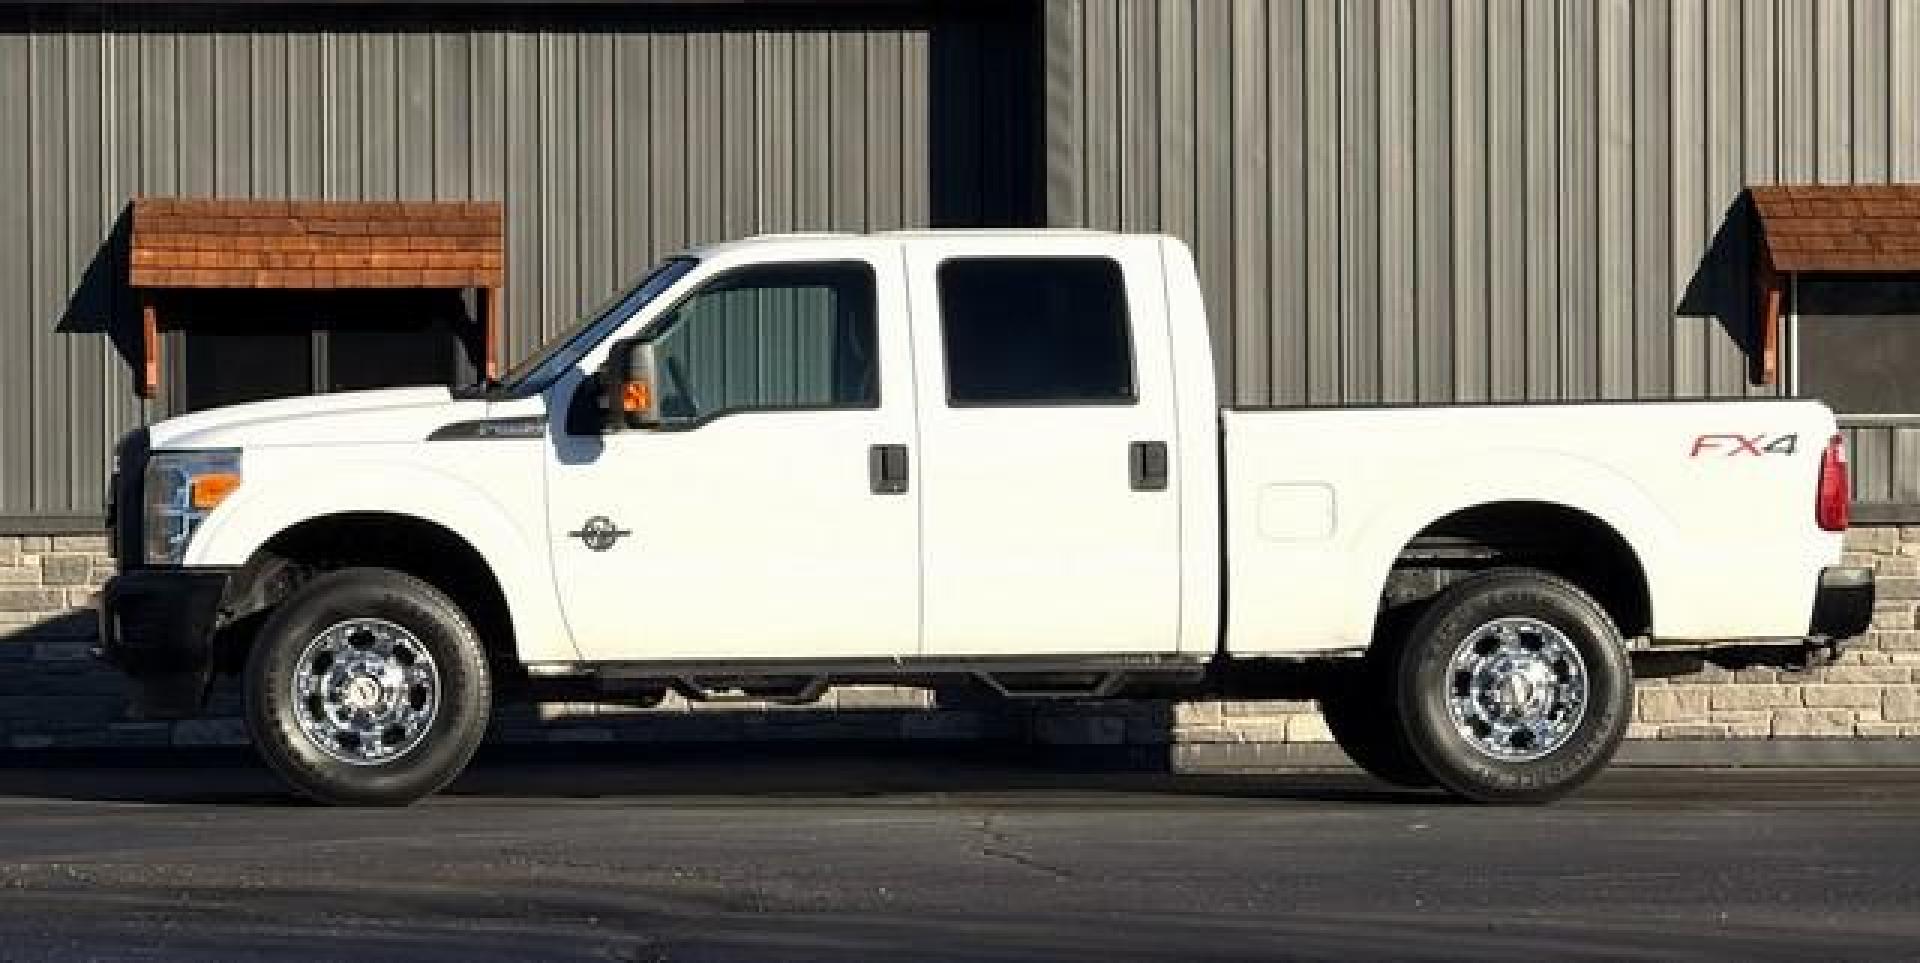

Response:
(1320, 652), (1435, 789)
(244, 568), (492, 806)
(1395, 568), (1631, 804)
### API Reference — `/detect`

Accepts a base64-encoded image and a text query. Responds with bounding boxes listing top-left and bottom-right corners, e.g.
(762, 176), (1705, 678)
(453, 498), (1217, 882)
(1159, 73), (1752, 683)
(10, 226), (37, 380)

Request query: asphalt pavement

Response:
(0, 750), (1915, 962)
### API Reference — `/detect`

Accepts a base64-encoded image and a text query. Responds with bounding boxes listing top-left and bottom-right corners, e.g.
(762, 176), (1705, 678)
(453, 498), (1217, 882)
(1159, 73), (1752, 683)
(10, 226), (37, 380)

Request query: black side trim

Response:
(427, 416), (548, 441)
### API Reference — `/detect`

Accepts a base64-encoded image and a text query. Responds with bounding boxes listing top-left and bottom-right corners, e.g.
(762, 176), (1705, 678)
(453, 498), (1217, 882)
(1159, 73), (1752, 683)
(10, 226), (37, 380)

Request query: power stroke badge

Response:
(568, 516), (631, 551)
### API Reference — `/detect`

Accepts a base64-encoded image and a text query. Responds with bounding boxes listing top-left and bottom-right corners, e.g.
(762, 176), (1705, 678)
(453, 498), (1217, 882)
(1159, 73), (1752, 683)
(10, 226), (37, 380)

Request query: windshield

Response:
(494, 257), (699, 397)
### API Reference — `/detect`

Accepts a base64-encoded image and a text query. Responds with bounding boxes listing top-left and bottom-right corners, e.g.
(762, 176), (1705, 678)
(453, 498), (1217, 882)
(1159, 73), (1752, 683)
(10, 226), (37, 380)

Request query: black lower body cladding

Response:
(98, 567), (234, 718)
(98, 567), (234, 678)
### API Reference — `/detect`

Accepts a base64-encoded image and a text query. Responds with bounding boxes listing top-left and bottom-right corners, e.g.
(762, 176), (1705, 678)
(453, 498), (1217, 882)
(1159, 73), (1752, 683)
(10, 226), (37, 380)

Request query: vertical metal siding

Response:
(1044, 0), (1920, 406)
(0, 5), (1034, 518)
(1842, 420), (1920, 512)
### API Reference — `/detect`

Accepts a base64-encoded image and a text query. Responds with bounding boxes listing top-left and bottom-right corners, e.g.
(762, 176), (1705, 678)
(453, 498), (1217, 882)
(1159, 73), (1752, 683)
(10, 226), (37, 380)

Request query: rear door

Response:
(904, 237), (1182, 656)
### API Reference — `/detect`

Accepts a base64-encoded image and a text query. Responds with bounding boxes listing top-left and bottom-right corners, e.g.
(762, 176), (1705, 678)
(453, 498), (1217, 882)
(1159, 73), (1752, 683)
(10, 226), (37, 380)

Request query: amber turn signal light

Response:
(621, 380), (653, 413)
(189, 472), (242, 510)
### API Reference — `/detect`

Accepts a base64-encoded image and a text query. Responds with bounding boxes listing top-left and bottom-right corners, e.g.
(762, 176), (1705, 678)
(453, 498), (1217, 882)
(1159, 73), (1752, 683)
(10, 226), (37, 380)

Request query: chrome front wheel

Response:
(246, 568), (491, 806)
(292, 618), (441, 766)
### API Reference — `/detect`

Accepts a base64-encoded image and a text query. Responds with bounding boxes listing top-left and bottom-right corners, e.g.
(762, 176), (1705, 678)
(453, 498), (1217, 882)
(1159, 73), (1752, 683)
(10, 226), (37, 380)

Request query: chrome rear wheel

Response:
(1446, 617), (1589, 762)
(1397, 569), (1631, 804)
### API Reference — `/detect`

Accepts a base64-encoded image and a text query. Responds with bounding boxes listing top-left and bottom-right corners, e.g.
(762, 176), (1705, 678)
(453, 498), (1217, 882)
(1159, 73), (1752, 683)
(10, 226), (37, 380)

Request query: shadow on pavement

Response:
(0, 741), (1444, 808)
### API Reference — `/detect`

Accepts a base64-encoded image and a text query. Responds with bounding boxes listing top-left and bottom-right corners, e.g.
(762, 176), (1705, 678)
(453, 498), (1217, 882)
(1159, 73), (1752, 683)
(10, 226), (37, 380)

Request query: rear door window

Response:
(936, 257), (1135, 406)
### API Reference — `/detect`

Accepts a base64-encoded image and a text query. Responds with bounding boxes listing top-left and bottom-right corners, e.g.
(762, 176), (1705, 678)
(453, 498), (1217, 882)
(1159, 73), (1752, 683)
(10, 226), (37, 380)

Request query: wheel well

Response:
(1384, 501), (1651, 639)
(219, 512), (518, 679)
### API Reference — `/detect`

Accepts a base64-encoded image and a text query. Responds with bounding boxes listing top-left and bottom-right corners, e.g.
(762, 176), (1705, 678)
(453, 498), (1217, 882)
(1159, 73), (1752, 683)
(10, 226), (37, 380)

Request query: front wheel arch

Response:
(217, 512), (519, 685)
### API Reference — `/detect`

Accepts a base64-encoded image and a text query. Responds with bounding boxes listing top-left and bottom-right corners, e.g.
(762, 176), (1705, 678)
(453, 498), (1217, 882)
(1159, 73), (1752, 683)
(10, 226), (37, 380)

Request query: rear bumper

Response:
(97, 567), (234, 678)
(1810, 566), (1874, 640)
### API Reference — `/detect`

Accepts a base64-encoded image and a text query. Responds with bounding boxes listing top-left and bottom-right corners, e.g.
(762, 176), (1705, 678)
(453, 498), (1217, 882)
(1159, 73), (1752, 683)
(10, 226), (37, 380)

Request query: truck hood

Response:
(147, 387), (491, 450)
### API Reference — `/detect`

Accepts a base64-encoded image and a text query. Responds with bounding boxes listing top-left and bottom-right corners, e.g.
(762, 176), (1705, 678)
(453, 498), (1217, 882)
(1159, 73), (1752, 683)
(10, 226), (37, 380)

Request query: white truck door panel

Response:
(545, 256), (920, 661)
(905, 238), (1182, 656)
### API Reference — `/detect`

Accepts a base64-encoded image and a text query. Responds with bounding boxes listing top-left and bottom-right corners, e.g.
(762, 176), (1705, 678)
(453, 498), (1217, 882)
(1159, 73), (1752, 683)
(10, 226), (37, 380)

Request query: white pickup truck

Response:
(100, 231), (1871, 806)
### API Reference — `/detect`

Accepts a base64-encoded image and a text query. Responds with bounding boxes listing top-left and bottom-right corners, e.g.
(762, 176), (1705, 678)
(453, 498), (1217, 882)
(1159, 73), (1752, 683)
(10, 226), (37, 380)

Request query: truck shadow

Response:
(0, 740), (1445, 808)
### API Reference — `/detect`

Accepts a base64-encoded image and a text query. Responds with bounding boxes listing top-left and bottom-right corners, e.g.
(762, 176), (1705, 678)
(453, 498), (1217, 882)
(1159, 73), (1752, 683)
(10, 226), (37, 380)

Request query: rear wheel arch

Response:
(1375, 499), (1653, 643)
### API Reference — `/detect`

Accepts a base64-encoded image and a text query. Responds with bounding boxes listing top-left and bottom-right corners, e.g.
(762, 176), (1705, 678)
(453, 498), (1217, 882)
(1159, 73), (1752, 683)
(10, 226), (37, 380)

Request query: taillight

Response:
(1817, 433), (1850, 532)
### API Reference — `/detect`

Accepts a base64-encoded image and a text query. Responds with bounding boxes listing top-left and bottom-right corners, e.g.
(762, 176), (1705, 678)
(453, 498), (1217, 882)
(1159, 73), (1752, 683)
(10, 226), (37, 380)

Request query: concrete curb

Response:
(1172, 739), (1920, 772)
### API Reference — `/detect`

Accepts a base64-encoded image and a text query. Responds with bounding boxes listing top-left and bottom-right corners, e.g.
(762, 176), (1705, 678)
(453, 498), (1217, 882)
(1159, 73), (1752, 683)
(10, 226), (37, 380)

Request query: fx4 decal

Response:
(1690, 433), (1798, 457)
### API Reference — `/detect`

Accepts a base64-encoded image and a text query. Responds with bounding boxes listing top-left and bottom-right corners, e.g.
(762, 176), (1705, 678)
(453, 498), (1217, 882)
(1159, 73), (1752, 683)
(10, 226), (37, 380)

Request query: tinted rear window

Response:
(936, 257), (1135, 405)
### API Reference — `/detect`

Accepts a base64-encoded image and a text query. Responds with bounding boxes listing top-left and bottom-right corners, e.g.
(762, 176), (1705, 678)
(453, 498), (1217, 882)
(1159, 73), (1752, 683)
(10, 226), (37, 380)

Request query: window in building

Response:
(179, 316), (315, 412)
(646, 262), (878, 422)
(169, 290), (476, 414)
(937, 257), (1135, 405)
(1794, 275), (1920, 415)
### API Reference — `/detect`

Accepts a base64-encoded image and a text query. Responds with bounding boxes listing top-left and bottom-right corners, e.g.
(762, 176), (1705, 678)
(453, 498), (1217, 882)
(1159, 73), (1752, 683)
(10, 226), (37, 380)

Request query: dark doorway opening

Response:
(162, 289), (481, 415)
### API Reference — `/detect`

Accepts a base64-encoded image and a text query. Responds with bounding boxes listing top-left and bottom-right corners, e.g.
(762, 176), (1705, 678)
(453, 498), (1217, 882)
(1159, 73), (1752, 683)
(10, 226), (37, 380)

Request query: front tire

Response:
(1396, 569), (1631, 804)
(244, 568), (492, 806)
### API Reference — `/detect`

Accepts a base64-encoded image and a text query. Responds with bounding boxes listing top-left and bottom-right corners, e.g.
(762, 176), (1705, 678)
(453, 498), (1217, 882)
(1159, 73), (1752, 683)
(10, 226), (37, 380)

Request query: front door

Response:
(546, 255), (920, 661)
(904, 239), (1183, 656)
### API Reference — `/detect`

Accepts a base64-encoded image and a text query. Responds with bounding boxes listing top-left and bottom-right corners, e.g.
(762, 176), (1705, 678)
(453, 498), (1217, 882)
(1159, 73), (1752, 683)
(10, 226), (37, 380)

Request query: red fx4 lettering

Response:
(1690, 433), (1799, 457)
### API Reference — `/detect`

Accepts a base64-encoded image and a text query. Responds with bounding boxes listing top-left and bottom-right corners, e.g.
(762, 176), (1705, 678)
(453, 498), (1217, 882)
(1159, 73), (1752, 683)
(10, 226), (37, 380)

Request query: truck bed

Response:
(1220, 399), (1843, 655)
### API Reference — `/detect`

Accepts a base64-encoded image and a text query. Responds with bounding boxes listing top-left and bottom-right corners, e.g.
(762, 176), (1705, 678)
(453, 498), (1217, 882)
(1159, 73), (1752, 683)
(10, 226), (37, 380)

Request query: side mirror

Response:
(598, 337), (660, 432)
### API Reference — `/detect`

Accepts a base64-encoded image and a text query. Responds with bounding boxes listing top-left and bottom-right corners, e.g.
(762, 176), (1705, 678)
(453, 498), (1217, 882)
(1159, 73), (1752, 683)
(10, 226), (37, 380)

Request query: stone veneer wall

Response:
(2, 527), (1917, 752)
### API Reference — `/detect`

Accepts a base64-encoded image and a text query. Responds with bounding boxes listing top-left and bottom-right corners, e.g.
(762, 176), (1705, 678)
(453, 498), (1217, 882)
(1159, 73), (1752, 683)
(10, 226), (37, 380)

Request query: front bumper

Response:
(98, 567), (234, 679)
(1810, 566), (1874, 640)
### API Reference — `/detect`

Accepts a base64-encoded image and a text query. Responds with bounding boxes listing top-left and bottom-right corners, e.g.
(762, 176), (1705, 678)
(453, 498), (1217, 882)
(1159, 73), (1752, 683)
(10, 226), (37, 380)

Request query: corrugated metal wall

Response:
(8, 1), (1919, 518)
(1042, 0), (1920, 407)
(0, 4), (1038, 521)
(1843, 420), (1920, 514)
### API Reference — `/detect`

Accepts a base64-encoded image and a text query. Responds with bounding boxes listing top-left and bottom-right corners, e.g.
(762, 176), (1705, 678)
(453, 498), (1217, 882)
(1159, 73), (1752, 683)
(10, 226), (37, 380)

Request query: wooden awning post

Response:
(139, 292), (159, 399)
(482, 285), (502, 383)
(1755, 244), (1784, 387)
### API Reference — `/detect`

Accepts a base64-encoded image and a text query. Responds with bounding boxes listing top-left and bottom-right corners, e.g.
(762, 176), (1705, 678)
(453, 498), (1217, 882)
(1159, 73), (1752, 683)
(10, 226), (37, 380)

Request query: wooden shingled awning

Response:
(127, 197), (505, 397)
(1751, 184), (1920, 385)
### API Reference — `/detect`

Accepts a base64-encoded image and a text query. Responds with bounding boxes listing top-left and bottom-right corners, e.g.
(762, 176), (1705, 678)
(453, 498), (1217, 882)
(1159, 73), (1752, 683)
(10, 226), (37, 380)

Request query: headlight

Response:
(143, 449), (243, 565)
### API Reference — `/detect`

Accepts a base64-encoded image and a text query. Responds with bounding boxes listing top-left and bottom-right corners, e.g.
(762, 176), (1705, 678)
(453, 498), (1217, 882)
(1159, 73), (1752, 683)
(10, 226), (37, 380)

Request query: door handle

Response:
(1129, 440), (1169, 491)
(870, 444), (910, 494)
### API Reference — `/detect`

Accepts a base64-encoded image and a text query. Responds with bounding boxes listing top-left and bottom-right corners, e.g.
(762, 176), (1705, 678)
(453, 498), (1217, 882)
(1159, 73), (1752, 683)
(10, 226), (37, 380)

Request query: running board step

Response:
(975, 671), (1128, 699)
(670, 675), (830, 705)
